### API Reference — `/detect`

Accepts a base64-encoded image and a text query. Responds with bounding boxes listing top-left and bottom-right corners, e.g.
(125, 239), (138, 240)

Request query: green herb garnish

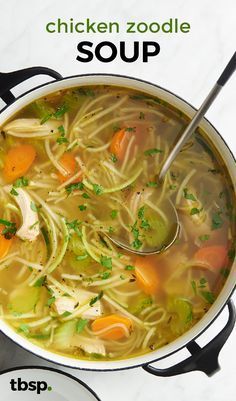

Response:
(66, 219), (82, 237)
(211, 212), (223, 230)
(144, 148), (163, 156)
(14, 176), (29, 188)
(10, 187), (18, 196)
(110, 210), (118, 219)
(47, 296), (56, 306)
(90, 291), (103, 306)
(110, 153), (118, 163)
(78, 204), (87, 211)
(34, 276), (46, 287)
(190, 207), (202, 215)
(199, 234), (210, 242)
(76, 318), (88, 333)
(100, 271), (111, 280)
(30, 201), (38, 212)
(125, 265), (135, 271)
(183, 188), (196, 201)
(200, 291), (215, 304)
(146, 181), (158, 188)
(18, 324), (30, 335)
(0, 219), (17, 239)
(57, 125), (68, 145)
(100, 255), (112, 270)
(66, 182), (84, 194)
(61, 311), (72, 317)
(92, 184), (104, 195)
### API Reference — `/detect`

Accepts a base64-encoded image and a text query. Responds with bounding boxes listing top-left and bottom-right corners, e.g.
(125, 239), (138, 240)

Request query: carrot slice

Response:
(57, 153), (81, 184)
(194, 246), (228, 270)
(3, 145), (36, 183)
(91, 314), (133, 340)
(0, 225), (13, 259)
(134, 256), (160, 295)
(109, 129), (128, 160)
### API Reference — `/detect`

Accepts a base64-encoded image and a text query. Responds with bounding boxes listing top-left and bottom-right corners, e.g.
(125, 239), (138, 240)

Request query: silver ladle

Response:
(108, 52), (236, 255)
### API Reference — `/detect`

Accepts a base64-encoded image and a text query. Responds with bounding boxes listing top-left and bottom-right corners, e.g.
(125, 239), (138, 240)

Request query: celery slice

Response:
(9, 287), (40, 313)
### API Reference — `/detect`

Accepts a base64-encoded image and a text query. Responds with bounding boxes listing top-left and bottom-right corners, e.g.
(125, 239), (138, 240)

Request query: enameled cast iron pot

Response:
(0, 67), (235, 377)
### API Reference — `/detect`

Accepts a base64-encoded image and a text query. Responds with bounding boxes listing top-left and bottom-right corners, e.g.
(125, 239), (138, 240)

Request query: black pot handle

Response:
(143, 300), (235, 377)
(0, 67), (62, 107)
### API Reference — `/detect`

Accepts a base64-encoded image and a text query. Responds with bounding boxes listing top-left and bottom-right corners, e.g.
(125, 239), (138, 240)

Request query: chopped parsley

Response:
(125, 127), (136, 132)
(125, 265), (135, 271)
(138, 206), (145, 219)
(93, 184), (104, 195)
(190, 207), (202, 215)
(18, 324), (30, 335)
(144, 148), (163, 156)
(199, 234), (210, 242)
(10, 187), (18, 196)
(76, 253), (88, 261)
(110, 210), (118, 219)
(61, 311), (72, 318)
(131, 221), (143, 250)
(78, 88), (95, 97)
(41, 103), (69, 124)
(169, 184), (177, 190)
(78, 204), (87, 211)
(183, 188), (196, 201)
(0, 218), (17, 239)
(76, 318), (88, 333)
(30, 201), (38, 212)
(66, 182), (84, 194)
(146, 181), (158, 188)
(200, 290), (215, 304)
(138, 206), (151, 230)
(47, 296), (56, 306)
(34, 276), (46, 288)
(56, 125), (68, 145)
(100, 271), (111, 280)
(198, 277), (207, 288)
(66, 219), (82, 237)
(82, 192), (90, 199)
(110, 153), (118, 163)
(100, 255), (112, 270)
(13, 176), (29, 188)
(211, 212), (223, 230)
(90, 291), (103, 306)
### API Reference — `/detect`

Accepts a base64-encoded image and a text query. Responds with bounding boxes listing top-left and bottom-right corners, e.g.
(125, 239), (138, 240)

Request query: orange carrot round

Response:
(0, 225), (13, 259)
(194, 246), (228, 270)
(109, 129), (127, 160)
(57, 153), (81, 183)
(91, 314), (133, 340)
(3, 144), (36, 183)
(134, 256), (160, 295)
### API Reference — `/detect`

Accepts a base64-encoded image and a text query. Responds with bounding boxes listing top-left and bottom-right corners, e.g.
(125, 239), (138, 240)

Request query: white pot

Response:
(0, 69), (235, 375)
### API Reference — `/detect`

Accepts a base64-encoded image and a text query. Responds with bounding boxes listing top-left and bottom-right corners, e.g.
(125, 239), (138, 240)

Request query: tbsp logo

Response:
(10, 378), (53, 394)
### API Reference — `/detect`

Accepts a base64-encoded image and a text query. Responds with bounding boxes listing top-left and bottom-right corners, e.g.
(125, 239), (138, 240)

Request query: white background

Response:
(0, 1), (235, 400)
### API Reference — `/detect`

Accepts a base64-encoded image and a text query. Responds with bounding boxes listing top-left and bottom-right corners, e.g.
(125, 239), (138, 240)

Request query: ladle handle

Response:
(159, 51), (236, 181)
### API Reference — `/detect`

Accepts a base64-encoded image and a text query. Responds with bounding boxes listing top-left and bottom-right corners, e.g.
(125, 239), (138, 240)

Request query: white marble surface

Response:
(0, 0), (235, 400)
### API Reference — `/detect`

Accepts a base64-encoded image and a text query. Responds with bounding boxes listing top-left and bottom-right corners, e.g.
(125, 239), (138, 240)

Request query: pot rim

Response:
(0, 72), (235, 371)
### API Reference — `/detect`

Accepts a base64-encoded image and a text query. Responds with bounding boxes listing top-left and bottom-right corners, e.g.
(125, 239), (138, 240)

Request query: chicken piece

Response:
(71, 335), (106, 356)
(3, 118), (61, 138)
(5, 187), (39, 241)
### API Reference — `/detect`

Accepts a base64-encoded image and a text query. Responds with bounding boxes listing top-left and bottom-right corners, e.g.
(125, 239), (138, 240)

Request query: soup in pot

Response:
(0, 85), (235, 361)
